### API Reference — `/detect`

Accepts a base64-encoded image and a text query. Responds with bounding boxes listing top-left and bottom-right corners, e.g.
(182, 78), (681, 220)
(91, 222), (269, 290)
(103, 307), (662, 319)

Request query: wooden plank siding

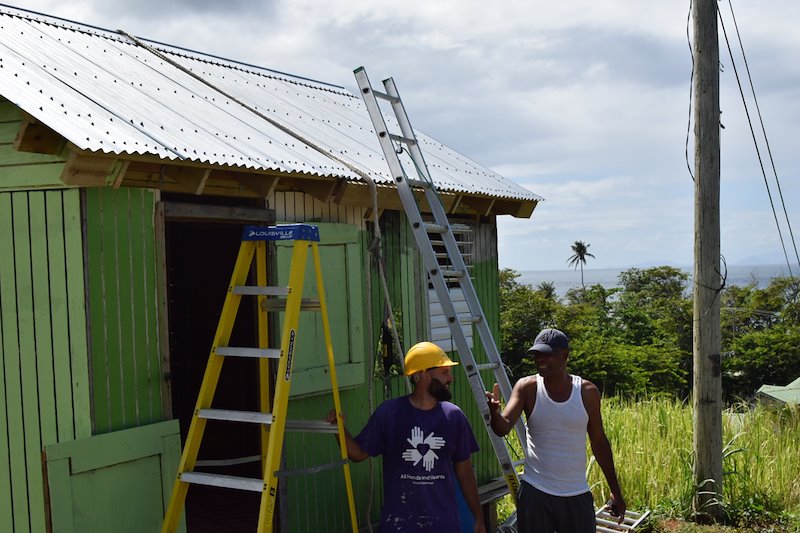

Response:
(0, 99), (67, 191)
(83, 187), (164, 434)
(352, 213), (505, 526)
(465, 220), (505, 484)
(0, 189), (91, 533)
(270, 190), (367, 229)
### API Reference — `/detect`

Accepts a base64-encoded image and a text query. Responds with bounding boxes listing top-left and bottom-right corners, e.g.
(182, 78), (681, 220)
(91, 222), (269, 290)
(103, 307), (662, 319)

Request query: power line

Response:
(717, 4), (798, 281)
(724, 0), (800, 278)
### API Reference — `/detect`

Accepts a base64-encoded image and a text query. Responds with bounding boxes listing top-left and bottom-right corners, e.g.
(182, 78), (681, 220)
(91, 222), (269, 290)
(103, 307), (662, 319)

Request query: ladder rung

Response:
(424, 223), (448, 234)
(195, 455), (260, 467)
(596, 517), (634, 529)
(388, 132), (416, 146)
(371, 88), (400, 103)
(440, 269), (466, 278)
(215, 347), (281, 358)
(180, 472), (264, 492)
(512, 458), (525, 467)
(285, 419), (341, 433)
(261, 298), (321, 311)
(406, 178), (430, 188)
(232, 285), (290, 296)
(197, 410), (340, 434)
(476, 362), (499, 371)
(198, 409), (272, 424)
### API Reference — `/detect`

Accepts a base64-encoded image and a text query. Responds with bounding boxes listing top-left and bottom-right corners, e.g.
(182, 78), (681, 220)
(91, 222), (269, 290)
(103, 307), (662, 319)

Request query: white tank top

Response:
(519, 374), (590, 496)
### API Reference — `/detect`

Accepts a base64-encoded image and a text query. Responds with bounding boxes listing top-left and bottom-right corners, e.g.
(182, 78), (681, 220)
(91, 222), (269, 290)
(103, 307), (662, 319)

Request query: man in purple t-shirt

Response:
(327, 342), (486, 532)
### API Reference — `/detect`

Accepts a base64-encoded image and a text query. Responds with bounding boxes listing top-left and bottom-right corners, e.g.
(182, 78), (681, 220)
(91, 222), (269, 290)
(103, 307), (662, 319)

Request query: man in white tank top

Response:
(486, 329), (626, 532)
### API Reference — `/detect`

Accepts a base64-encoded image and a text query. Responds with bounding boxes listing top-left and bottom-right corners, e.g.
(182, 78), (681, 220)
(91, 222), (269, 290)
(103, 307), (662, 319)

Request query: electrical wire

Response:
(685, 0), (696, 183)
(723, 0), (800, 279)
(717, 7), (797, 281)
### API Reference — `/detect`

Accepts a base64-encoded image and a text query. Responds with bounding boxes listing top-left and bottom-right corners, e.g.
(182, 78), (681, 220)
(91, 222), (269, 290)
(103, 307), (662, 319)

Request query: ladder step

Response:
(198, 409), (271, 424)
(215, 347), (281, 358)
(371, 88), (400, 103)
(180, 472), (264, 492)
(286, 419), (341, 433)
(407, 178), (430, 188)
(261, 298), (321, 311)
(197, 409), (340, 434)
(476, 362), (500, 371)
(440, 269), (466, 279)
(232, 285), (290, 296)
(424, 223), (448, 234)
(430, 314), (482, 328)
(388, 133), (417, 146)
(195, 455), (260, 467)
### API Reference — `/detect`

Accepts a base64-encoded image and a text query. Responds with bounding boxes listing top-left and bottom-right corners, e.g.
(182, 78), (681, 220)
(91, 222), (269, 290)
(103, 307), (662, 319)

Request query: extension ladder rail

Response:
(354, 66), (528, 501)
(162, 224), (358, 533)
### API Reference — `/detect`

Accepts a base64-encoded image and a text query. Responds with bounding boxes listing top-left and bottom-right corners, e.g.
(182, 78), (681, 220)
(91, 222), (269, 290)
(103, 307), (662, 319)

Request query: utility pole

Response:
(692, 0), (723, 521)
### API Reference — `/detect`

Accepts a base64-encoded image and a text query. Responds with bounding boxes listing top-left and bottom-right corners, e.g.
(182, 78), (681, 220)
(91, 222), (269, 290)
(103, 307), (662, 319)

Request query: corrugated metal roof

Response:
(0, 5), (541, 203)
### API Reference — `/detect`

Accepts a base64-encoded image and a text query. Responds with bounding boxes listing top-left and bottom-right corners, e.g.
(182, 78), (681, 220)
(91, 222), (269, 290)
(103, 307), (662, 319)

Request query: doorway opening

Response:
(162, 197), (275, 532)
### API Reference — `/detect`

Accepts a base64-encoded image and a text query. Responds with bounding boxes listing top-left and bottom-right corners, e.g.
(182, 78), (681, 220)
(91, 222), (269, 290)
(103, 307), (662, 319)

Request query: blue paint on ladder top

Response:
(242, 224), (320, 242)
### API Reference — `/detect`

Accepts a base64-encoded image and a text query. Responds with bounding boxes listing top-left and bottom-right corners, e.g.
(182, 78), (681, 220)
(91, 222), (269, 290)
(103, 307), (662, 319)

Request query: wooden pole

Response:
(692, 0), (723, 521)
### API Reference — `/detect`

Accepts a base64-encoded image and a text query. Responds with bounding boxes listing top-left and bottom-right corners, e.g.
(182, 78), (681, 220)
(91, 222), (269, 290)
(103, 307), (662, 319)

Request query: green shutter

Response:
(84, 187), (164, 434)
(275, 223), (365, 397)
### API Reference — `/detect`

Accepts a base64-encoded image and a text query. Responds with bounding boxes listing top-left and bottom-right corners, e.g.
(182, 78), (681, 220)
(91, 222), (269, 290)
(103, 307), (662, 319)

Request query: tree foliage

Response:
(498, 269), (557, 377)
(498, 266), (799, 402)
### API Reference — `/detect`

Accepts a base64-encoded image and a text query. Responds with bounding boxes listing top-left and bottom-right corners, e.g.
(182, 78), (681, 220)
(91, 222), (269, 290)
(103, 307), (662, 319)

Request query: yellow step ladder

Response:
(162, 224), (358, 533)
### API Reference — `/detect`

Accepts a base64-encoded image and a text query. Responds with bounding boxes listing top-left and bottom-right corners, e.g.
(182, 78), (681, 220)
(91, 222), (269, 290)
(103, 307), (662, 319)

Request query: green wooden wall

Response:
(340, 213), (504, 528)
(83, 187), (165, 434)
(0, 98), (67, 191)
(0, 189), (91, 533)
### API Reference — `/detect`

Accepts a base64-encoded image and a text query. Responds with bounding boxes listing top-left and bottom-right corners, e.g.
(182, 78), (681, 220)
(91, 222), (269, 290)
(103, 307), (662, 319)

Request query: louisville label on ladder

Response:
(354, 66), (528, 502)
(162, 224), (358, 533)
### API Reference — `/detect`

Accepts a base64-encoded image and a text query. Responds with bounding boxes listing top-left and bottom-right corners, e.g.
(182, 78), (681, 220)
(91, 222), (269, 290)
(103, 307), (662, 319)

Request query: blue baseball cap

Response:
(528, 328), (570, 353)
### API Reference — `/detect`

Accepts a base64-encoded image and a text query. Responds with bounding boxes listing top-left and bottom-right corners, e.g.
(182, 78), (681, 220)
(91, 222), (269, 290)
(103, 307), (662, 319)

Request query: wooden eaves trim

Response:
(19, 136), (536, 217)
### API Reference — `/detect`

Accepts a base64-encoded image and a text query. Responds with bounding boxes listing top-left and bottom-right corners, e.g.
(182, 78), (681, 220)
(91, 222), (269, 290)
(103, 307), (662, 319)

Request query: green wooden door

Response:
(45, 420), (185, 533)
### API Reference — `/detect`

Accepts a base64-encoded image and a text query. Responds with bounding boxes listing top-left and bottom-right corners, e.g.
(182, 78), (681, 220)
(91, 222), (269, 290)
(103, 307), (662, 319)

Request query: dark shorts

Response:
(516, 481), (595, 533)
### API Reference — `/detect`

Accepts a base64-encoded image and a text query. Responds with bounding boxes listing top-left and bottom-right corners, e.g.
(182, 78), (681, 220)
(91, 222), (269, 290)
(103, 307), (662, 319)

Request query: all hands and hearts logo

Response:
(402, 426), (445, 472)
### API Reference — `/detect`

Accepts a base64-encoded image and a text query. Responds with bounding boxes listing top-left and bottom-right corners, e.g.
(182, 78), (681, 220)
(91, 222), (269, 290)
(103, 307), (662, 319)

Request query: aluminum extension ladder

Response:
(354, 66), (528, 502)
(162, 224), (358, 533)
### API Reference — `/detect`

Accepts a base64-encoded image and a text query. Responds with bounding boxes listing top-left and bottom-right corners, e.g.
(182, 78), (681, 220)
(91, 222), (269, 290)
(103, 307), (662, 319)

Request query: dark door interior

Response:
(165, 219), (263, 532)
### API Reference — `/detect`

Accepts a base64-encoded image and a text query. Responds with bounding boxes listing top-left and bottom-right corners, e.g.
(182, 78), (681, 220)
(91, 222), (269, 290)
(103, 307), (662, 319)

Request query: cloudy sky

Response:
(11, 0), (800, 271)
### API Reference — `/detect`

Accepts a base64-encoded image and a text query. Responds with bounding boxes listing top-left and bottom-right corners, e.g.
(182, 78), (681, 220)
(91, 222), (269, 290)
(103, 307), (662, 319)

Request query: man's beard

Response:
(428, 377), (452, 402)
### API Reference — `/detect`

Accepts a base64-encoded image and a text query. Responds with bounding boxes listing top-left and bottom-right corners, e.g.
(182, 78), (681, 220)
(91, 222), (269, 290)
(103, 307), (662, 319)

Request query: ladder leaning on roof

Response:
(353, 66), (528, 502)
(161, 224), (358, 533)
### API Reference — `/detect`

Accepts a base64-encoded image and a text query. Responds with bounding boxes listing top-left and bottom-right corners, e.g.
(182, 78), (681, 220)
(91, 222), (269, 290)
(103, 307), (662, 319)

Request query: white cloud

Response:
(10, 0), (800, 274)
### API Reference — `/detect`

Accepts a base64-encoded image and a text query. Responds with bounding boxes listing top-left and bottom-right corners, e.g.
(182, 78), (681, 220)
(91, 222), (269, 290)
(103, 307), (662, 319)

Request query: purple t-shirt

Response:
(355, 396), (479, 532)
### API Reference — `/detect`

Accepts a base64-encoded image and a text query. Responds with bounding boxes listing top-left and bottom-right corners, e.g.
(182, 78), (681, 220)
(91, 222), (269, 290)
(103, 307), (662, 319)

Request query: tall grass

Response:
(496, 398), (800, 529)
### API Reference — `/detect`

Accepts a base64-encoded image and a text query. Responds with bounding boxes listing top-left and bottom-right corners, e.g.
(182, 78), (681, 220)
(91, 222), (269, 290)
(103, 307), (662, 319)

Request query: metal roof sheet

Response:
(756, 378), (800, 405)
(0, 4), (541, 203)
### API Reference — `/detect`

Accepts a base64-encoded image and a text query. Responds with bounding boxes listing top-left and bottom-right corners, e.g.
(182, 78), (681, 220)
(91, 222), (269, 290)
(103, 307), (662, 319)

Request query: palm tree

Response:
(567, 240), (595, 289)
(536, 281), (557, 300)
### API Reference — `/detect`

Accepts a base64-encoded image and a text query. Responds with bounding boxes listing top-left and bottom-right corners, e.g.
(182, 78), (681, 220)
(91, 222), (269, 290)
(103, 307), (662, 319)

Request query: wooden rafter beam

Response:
(60, 151), (118, 186)
(111, 161), (131, 189)
(236, 174), (280, 198)
(13, 113), (65, 155)
(290, 178), (342, 203)
(160, 166), (212, 195)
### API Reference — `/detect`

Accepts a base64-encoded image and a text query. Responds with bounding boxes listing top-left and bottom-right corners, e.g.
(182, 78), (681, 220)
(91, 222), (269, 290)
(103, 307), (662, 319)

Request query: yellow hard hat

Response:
(403, 341), (459, 376)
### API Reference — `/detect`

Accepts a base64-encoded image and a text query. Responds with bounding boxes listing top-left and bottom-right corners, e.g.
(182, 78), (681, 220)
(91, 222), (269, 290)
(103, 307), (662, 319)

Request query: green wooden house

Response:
(0, 5), (540, 532)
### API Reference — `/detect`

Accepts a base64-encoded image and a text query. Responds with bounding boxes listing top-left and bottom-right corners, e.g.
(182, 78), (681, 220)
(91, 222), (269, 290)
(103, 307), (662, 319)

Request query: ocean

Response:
(515, 264), (793, 298)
